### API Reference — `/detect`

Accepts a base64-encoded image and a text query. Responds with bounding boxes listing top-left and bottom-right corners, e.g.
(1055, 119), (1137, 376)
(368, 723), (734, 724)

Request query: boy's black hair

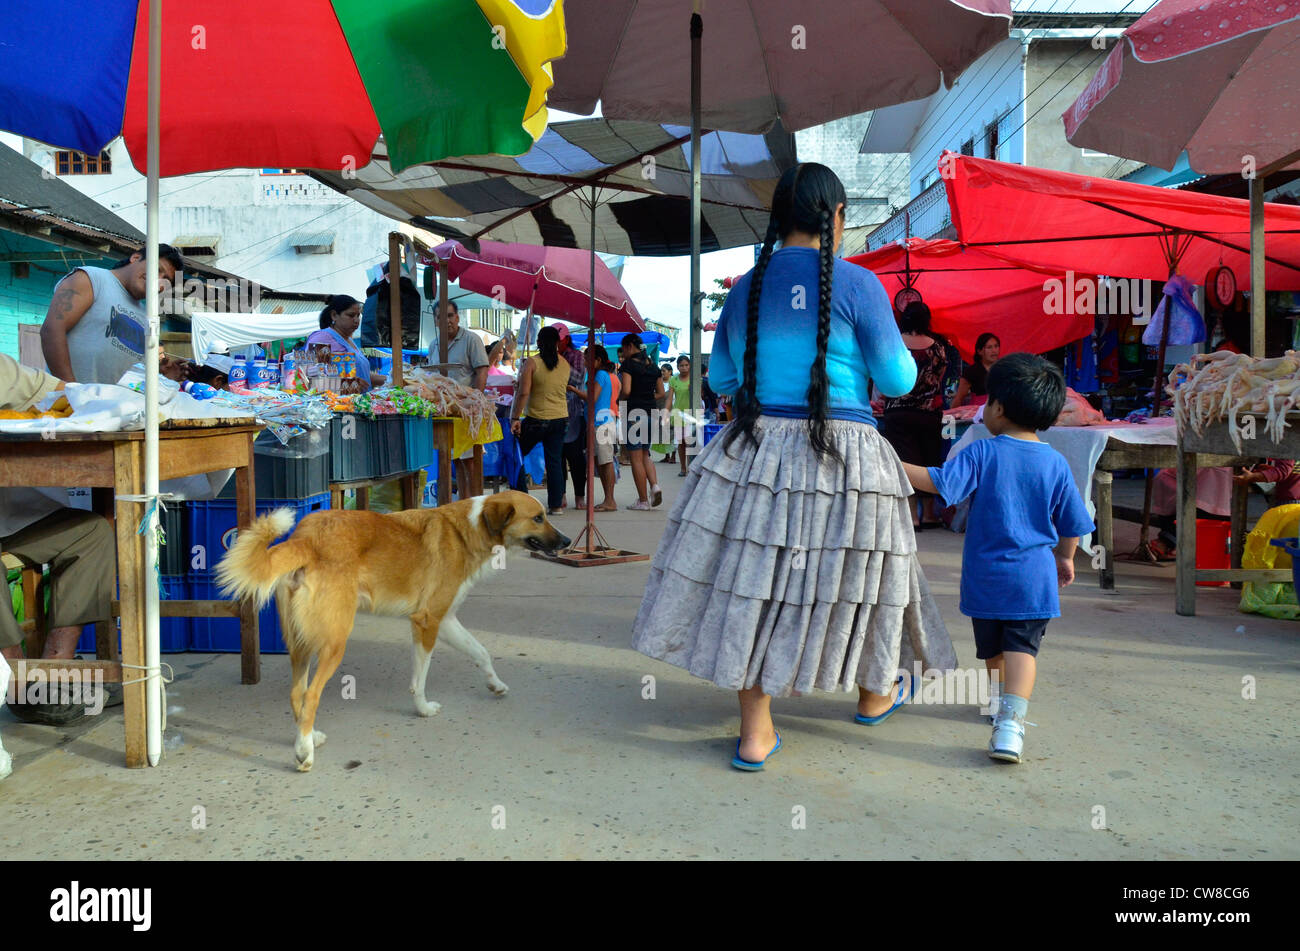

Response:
(986, 352), (1066, 431)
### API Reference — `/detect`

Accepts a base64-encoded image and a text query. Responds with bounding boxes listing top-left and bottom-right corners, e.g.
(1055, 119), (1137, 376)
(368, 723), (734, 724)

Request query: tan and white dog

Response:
(216, 491), (569, 771)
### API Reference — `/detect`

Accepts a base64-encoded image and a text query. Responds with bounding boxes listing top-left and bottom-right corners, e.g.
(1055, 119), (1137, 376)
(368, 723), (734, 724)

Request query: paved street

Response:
(4, 475), (1298, 860)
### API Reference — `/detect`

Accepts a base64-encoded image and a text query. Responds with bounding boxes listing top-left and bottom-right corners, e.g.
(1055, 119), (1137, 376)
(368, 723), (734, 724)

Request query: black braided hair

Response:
(720, 216), (779, 460)
(806, 204), (840, 462)
(721, 162), (847, 462)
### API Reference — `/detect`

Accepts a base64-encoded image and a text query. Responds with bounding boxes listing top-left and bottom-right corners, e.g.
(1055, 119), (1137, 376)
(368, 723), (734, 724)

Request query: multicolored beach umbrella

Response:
(0, 0), (566, 175)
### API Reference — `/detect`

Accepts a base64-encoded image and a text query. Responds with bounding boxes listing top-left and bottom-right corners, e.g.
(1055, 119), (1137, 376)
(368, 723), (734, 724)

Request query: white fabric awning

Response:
(190, 311), (320, 364)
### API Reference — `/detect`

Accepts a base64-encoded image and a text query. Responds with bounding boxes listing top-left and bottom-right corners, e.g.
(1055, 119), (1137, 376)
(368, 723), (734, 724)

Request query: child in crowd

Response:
(901, 353), (1094, 764)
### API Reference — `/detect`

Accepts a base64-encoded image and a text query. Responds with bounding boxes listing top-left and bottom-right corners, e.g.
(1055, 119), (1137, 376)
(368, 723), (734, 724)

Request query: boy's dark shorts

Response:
(971, 617), (1049, 659)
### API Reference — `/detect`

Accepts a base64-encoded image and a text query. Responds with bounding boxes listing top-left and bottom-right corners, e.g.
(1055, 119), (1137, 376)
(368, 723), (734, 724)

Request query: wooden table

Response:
(330, 471), (425, 511)
(1175, 422), (1300, 615)
(0, 423), (260, 767)
(431, 417), (483, 505)
(1092, 438), (1179, 590)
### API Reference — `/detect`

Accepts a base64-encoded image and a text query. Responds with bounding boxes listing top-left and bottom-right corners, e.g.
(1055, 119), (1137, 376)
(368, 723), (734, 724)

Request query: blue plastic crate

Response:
(77, 574), (190, 654)
(189, 576), (287, 654)
(329, 414), (375, 482)
(701, 422), (725, 447)
(402, 416), (434, 472)
(186, 494), (329, 571)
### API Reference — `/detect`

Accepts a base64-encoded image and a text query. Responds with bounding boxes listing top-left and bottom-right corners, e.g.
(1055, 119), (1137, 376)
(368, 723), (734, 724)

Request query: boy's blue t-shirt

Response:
(928, 435), (1095, 620)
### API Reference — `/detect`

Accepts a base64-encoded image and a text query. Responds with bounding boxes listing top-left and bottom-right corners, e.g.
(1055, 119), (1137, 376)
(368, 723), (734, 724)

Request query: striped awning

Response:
(309, 118), (797, 257)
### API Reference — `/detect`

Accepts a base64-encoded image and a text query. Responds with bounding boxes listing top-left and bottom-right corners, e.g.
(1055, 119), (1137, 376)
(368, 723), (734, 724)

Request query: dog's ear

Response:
(481, 497), (515, 538)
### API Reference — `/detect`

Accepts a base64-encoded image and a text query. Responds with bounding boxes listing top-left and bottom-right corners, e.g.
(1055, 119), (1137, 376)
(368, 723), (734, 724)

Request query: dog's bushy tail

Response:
(215, 509), (307, 609)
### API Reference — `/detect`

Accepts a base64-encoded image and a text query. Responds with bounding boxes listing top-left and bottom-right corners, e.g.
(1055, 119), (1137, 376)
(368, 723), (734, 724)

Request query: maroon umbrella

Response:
(427, 240), (644, 332)
(1063, 0), (1300, 355)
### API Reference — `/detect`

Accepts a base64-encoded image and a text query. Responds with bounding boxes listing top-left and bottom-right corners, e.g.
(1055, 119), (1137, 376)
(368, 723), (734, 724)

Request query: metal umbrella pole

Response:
(549, 187), (647, 567)
(565, 186), (612, 556)
(688, 9), (703, 457)
(142, 0), (163, 766)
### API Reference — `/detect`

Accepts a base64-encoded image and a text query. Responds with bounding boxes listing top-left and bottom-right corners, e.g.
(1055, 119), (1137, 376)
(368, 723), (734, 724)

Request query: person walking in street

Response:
(652, 363), (676, 464)
(511, 326), (571, 514)
(619, 334), (666, 510)
(877, 301), (948, 529)
(557, 324), (587, 510)
(902, 353), (1093, 764)
(633, 162), (956, 771)
(669, 355), (693, 476)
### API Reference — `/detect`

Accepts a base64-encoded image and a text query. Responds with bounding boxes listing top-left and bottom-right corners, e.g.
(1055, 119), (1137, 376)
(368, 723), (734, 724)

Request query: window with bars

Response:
(55, 150), (112, 175)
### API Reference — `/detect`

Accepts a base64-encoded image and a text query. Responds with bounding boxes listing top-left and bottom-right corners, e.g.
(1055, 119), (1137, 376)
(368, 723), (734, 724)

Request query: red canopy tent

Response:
(942, 154), (1300, 290)
(846, 238), (1092, 362)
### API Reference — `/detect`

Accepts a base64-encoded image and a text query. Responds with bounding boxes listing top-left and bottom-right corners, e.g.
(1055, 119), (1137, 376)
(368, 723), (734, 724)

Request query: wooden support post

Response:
(235, 437), (259, 685)
(1250, 176), (1266, 358)
(438, 261), (450, 374)
(1230, 474), (1249, 584)
(1175, 450), (1198, 616)
(389, 233), (405, 388)
(1094, 469), (1114, 591)
(113, 442), (147, 767)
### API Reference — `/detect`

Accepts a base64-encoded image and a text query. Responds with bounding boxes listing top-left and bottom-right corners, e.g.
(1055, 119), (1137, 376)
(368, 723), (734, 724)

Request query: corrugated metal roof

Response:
(0, 145), (144, 241)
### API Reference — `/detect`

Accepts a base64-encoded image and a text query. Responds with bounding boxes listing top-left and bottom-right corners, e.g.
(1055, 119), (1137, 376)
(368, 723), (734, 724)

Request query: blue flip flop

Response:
(854, 674), (914, 726)
(731, 731), (782, 771)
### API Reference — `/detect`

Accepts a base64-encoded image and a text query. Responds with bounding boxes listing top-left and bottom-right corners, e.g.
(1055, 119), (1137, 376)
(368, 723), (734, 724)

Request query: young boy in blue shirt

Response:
(902, 353), (1094, 764)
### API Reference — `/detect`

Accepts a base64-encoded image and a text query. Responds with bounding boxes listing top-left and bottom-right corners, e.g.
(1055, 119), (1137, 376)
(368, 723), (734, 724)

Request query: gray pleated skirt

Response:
(633, 415), (956, 698)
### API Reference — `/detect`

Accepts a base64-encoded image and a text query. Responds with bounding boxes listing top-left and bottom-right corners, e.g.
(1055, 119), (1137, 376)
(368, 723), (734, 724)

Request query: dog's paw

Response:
(0, 749), (12, 782)
(294, 733), (315, 772)
(488, 678), (509, 697)
(415, 699), (442, 718)
(312, 730), (327, 747)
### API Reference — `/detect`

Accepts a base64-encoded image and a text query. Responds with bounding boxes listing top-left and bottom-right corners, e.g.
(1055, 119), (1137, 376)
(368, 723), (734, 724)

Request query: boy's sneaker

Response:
(988, 697), (1029, 764)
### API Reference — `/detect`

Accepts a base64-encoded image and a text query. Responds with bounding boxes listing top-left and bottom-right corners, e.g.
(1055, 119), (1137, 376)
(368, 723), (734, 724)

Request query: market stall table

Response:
(1175, 422), (1299, 616)
(946, 417), (1179, 590)
(0, 422), (261, 768)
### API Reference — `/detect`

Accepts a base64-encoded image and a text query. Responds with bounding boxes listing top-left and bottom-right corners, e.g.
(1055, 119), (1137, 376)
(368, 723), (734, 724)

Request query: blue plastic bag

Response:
(1143, 274), (1205, 346)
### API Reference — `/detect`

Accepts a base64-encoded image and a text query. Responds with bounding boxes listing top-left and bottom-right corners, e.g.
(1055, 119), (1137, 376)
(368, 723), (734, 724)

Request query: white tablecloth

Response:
(944, 418), (1178, 552)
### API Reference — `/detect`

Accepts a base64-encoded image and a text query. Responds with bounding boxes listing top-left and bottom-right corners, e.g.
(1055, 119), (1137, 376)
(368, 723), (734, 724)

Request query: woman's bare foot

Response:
(737, 727), (780, 764)
(594, 500), (618, 512)
(857, 680), (902, 718)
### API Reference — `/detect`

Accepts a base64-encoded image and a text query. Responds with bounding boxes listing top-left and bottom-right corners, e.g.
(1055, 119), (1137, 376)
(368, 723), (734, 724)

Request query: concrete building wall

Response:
(795, 113), (909, 235)
(22, 138), (428, 307)
(905, 37), (1027, 198)
(1024, 39), (1143, 178)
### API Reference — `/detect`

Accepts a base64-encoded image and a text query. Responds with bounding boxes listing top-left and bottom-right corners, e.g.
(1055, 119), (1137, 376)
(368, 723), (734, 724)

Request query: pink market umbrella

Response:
(428, 240), (644, 332)
(1063, 0), (1300, 355)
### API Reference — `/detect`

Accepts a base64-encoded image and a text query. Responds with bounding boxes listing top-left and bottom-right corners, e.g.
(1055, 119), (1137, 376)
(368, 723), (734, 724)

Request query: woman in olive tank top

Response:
(511, 326), (572, 514)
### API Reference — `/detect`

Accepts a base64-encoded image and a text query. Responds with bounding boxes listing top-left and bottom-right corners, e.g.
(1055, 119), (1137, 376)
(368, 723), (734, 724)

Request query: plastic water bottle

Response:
(229, 355), (247, 387)
(180, 380), (218, 400)
(266, 358), (280, 388)
(251, 356), (268, 388)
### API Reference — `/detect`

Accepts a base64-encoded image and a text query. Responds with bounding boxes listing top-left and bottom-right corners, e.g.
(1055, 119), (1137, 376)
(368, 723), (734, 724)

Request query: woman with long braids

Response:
(633, 163), (956, 771)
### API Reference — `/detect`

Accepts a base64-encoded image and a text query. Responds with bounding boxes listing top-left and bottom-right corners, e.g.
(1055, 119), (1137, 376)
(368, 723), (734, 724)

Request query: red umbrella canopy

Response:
(846, 238), (1091, 363)
(942, 154), (1300, 291)
(1064, 0), (1300, 174)
(428, 240), (645, 332)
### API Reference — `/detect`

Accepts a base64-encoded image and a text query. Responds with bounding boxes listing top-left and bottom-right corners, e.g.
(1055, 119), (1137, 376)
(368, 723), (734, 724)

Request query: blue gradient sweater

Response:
(709, 247), (916, 425)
